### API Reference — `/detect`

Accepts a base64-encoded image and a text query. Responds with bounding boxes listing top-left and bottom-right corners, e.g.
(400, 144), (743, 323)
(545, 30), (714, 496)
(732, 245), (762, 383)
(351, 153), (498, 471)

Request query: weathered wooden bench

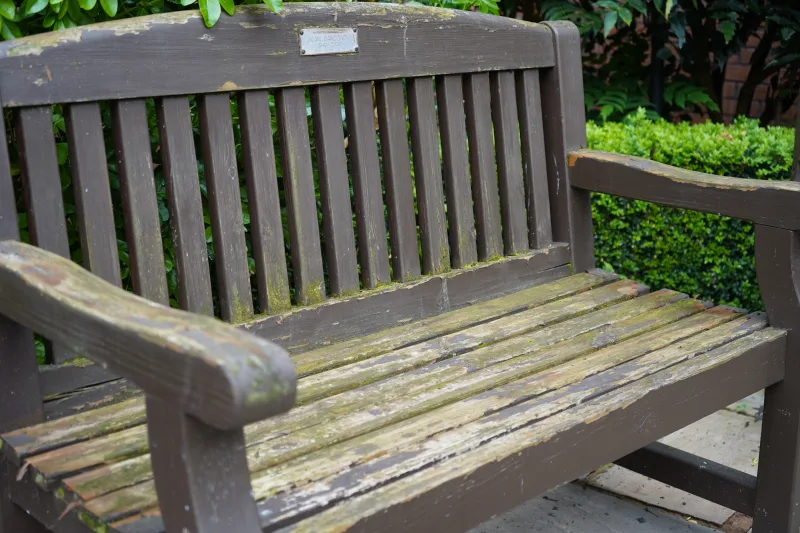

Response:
(0, 4), (799, 532)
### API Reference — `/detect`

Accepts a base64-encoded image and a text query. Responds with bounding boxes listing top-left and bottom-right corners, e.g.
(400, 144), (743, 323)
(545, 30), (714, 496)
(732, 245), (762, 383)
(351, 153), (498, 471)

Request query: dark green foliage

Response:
(588, 109), (795, 310)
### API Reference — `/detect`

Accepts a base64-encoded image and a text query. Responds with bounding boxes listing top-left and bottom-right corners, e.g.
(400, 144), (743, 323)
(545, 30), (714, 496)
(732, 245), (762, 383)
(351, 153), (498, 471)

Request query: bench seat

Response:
(1, 271), (785, 533)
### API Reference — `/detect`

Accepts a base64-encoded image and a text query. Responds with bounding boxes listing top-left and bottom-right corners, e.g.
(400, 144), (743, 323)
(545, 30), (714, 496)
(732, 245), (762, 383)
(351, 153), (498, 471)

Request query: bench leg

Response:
(752, 225), (800, 532)
(1, 464), (49, 533)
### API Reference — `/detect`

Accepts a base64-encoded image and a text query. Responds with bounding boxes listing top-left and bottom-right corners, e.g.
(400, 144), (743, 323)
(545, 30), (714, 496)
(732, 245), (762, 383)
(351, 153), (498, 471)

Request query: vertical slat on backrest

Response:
(0, 107), (43, 431)
(344, 81), (391, 288)
(437, 74), (477, 268)
(310, 84), (359, 295)
(490, 71), (529, 254)
(275, 87), (326, 305)
(541, 22), (595, 272)
(198, 93), (254, 323)
(156, 97), (213, 316)
(16, 106), (72, 363)
(112, 99), (170, 305)
(375, 79), (421, 282)
(238, 91), (292, 314)
(516, 69), (553, 249)
(16, 107), (70, 259)
(464, 74), (503, 261)
(407, 77), (449, 274)
(65, 103), (122, 286)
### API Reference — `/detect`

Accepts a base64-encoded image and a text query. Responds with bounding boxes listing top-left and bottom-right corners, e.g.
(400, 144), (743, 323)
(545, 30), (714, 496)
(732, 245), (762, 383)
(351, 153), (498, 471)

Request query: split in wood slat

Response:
(62, 302), (755, 527)
(268, 324), (783, 533)
(250, 308), (754, 527)
(198, 93), (254, 323)
(0, 110), (17, 241)
(2, 270), (609, 465)
(112, 100), (169, 305)
(344, 81), (391, 289)
(464, 73), (502, 260)
(437, 74), (478, 268)
(275, 88), (326, 305)
(66, 103), (122, 287)
(375, 79), (421, 282)
(16, 106), (72, 363)
(408, 77), (449, 274)
(311, 84), (359, 296)
(156, 97), (213, 316)
(516, 69), (552, 249)
(22, 284), (678, 496)
(490, 71), (529, 254)
(238, 91), (292, 314)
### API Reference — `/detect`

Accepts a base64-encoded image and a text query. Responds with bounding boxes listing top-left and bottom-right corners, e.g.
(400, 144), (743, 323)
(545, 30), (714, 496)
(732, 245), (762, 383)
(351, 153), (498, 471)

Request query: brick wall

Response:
(720, 34), (795, 125)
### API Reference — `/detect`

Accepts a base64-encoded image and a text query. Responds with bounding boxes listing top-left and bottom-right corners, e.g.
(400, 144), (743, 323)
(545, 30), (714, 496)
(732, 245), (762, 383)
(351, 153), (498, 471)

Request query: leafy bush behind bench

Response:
(587, 110), (795, 311)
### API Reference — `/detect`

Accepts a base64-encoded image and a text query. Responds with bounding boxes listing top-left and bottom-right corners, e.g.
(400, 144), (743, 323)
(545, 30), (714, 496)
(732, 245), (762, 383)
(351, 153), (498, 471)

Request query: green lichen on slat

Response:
(78, 513), (110, 533)
(300, 280), (325, 305)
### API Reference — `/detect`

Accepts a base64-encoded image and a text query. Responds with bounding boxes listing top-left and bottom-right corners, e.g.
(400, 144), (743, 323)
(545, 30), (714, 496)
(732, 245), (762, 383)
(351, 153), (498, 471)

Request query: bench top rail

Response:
(0, 3), (554, 108)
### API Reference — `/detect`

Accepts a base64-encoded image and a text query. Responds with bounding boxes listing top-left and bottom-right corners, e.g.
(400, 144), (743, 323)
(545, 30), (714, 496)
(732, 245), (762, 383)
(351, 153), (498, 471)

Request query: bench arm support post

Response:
(0, 239), (298, 532)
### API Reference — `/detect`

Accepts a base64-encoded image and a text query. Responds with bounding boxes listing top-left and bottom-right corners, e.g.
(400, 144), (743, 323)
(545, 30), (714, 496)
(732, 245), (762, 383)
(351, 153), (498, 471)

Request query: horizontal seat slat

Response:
(0, 4), (555, 107)
(3, 255), (579, 464)
(23, 276), (639, 488)
(67, 305), (765, 530)
(266, 326), (785, 533)
(65, 290), (705, 520)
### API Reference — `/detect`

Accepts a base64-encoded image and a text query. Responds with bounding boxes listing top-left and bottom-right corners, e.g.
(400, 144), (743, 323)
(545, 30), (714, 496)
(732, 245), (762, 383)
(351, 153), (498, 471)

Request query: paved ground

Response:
(468, 392), (764, 533)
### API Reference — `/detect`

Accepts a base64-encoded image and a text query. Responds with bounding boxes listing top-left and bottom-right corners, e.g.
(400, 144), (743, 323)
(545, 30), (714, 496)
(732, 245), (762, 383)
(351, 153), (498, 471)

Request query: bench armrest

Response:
(569, 149), (800, 229)
(0, 240), (296, 431)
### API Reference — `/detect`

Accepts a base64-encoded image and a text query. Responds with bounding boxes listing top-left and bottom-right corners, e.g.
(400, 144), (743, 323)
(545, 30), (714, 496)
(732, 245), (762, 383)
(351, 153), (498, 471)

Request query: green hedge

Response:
(587, 110), (795, 311)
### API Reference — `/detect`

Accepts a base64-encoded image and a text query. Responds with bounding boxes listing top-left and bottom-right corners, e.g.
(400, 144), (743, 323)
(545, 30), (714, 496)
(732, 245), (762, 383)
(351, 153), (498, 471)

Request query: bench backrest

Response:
(0, 4), (592, 423)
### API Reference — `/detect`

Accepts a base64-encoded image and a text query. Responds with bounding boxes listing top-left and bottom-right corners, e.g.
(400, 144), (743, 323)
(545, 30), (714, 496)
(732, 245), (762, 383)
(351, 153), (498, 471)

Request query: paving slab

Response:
(588, 406), (761, 525)
(469, 483), (718, 533)
(726, 391), (764, 419)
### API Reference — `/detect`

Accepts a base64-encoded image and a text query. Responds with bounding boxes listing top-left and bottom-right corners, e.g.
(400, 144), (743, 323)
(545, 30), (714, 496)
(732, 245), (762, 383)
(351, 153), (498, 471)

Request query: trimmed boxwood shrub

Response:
(587, 109), (795, 311)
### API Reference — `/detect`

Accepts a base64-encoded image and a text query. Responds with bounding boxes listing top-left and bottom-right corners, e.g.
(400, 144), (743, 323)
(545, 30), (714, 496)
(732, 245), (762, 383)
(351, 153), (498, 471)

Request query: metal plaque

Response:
(299, 28), (359, 56)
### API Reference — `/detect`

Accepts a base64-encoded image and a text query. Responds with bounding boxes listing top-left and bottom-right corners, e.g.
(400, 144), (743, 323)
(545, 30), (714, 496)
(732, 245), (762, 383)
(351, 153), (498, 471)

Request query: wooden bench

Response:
(0, 4), (798, 532)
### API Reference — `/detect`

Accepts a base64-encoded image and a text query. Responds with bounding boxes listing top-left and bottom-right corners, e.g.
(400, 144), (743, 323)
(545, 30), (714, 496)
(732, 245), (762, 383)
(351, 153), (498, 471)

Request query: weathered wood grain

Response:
(71, 305), (752, 526)
(156, 97), (213, 315)
(344, 81), (391, 288)
(0, 241), (296, 431)
(246, 244), (571, 352)
(0, 4), (554, 107)
(490, 71), (528, 254)
(275, 326), (784, 533)
(250, 310), (755, 528)
(292, 269), (618, 376)
(275, 87), (327, 305)
(516, 69), (552, 248)
(64, 292), (695, 520)
(112, 100), (169, 304)
(238, 90), (292, 314)
(437, 74), (478, 268)
(464, 73), (503, 260)
(4, 268), (600, 468)
(310, 84), (359, 296)
(540, 22), (594, 272)
(39, 287), (679, 501)
(408, 76), (449, 273)
(28, 278), (640, 493)
(198, 93), (254, 322)
(66, 103), (122, 287)
(375, 79), (421, 281)
(570, 149), (800, 230)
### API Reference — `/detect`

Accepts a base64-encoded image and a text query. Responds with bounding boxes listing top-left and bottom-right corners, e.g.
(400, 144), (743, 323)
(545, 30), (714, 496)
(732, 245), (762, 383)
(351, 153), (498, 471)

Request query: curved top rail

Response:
(0, 3), (554, 107)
